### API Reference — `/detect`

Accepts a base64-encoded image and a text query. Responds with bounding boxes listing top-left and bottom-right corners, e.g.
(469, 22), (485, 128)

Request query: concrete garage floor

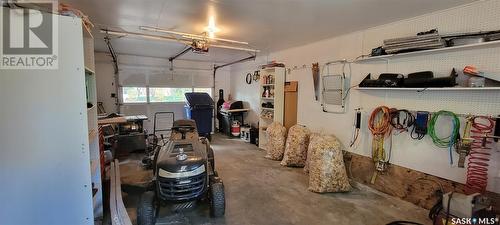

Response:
(119, 134), (430, 225)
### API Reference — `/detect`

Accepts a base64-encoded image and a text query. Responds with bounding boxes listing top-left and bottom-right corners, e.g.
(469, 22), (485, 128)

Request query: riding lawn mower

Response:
(137, 119), (225, 225)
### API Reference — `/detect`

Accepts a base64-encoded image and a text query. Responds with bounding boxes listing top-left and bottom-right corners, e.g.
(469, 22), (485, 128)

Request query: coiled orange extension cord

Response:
(368, 106), (393, 183)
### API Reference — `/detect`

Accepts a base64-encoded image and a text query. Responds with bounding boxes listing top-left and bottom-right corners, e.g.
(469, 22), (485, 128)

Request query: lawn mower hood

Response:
(156, 140), (207, 177)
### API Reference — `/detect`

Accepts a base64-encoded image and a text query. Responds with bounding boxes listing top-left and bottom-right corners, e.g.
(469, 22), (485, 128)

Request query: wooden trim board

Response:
(344, 152), (500, 213)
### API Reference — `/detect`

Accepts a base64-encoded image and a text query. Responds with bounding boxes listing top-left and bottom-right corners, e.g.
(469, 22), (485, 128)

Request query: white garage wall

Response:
(229, 58), (269, 126)
(230, 0), (500, 193)
(95, 53), (231, 133)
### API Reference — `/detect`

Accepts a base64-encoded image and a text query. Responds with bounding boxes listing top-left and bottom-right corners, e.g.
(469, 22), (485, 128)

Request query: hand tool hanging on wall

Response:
(465, 116), (495, 194)
(311, 63), (320, 101)
(428, 110), (460, 165)
(349, 108), (362, 148)
(368, 106), (393, 184)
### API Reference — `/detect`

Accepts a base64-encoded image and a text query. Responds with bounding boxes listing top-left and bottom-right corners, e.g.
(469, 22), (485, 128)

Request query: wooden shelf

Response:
(356, 87), (500, 91)
(355, 40), (500, 63)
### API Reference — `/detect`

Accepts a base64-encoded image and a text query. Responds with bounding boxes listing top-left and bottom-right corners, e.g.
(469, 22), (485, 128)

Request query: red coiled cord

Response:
(465, 116), (495, 194)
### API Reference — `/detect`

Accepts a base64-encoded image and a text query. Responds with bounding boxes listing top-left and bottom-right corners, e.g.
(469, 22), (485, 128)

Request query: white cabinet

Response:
(0, 13), (95, 225)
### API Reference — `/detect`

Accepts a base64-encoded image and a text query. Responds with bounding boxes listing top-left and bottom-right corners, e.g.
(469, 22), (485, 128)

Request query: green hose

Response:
(428, 110), (460, 164)
(428, 111), (460, 147)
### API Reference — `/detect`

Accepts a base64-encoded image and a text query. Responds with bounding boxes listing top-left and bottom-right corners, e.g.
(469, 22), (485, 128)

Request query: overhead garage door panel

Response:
(119, 69), (147, 86)
(149, 71), (192, 87)
(192, 72), (213, 87)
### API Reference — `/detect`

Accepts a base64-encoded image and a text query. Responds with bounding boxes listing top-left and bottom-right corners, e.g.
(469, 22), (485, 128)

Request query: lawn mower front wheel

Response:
(137, 191), (157, 225)
(209, 181), (225, 217)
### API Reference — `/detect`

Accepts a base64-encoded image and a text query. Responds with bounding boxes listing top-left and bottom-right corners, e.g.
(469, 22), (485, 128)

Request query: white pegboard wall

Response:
(351, 0), (500, 192)
(352, 0), (500, 119)
(355, 47), (500, 80)
(228, 0), (500, 192)
(361, 0), (500, 55)
(383, 90), (500, 116)
(387, 47), (500, 78)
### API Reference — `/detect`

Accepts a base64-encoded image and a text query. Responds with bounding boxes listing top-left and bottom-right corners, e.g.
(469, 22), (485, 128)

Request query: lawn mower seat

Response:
(170, 119), (199, 140)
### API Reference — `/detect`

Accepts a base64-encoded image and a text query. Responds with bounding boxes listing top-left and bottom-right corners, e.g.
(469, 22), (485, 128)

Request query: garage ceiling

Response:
(61, 0), (476, 62)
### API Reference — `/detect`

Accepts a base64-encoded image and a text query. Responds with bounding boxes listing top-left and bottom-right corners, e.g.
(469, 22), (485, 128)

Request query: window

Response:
(194, 88), (212, 97)
(149, 87), (192, 103)
(122, 87), (147, 103)
(122, 87), (214, 103)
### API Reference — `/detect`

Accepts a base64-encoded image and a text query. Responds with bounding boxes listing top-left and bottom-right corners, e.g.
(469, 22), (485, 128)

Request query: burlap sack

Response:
(265, 122), (287, 161)
(307, 134), (351, 193)
(281, 125), (310, 167)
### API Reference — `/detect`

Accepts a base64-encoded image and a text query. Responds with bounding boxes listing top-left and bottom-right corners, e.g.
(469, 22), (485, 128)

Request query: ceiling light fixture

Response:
(204, 16), (220, 39)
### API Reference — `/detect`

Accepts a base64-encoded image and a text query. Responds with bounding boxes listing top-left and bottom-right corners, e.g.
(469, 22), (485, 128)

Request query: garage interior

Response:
(1, 1), (500, 225)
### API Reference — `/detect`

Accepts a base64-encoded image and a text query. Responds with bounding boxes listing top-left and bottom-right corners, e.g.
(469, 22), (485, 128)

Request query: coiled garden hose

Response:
(428, 110), (460, 165)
